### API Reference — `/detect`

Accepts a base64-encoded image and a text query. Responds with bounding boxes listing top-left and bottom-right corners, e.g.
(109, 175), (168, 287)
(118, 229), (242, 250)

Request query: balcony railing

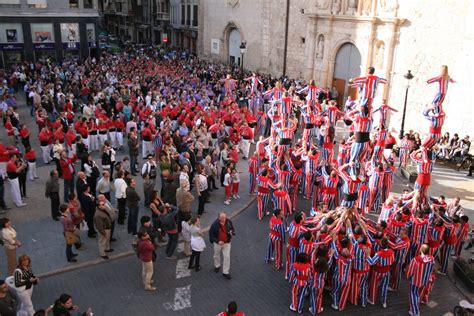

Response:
(155, 12), (170, 20)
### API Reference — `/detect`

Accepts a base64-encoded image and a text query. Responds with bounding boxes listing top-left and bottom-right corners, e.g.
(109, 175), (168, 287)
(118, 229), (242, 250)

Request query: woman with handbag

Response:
(13, 254), (38, 316)
(188, 217), (206, 272)
(59, 204), (83, 262)
(1, 218), (21, 275)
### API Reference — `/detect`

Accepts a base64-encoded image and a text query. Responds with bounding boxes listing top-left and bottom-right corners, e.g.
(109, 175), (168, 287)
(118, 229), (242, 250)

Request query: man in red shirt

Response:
(59, 151), (77, 203)
(209, 212), (235, 280)
(217, 301), (245, 316)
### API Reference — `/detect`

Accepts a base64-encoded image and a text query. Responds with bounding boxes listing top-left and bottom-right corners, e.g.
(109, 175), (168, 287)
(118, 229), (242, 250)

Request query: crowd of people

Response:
(0, 44), (470, 316)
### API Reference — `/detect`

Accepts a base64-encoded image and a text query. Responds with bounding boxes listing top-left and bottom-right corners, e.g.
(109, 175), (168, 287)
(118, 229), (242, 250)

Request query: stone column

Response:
(304, 18), (317, 80)
(366, 17), (377, 69)
(383, 18), (401, 99)
(324, 16), (334, 87)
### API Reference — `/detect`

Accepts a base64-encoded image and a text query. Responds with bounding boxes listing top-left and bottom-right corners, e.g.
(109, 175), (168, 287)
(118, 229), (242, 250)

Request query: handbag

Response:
(5, 269), (26, 293)
(64, 230), (80, 245)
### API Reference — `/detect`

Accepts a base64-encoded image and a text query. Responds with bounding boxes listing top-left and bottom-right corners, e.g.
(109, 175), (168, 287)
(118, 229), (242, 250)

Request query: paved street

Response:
(29, 199), (465, 316)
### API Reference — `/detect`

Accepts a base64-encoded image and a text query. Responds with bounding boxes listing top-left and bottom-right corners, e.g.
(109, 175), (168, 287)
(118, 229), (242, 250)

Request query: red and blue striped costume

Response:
(337, 164), (362, 208)
(290, 261), (312, 313)
(248, 156), (258, 194)
(256, 175), (278, 220)
(411, 149), (435, 197)
(298, 84), (325, 113)
(406, 254), (435, 316)
(272, 189), (292, 217)
(455, 222), (469, 257)
(372, 103), (398, 128)
(301, 112), (320, 143)
(427, 224), (445, 257)
(346, 109), (372, 175)
(302, 153), (320, 199)
(382, 164), (395, 203)
(286, 222), (308, 280)
(321, 167), (339, 210)
(309, 268), (327, 314)
(357, 181), (370, 215)
(289, 163), (302, 212)
(408, 215), (430, 263)
(368, 165), (384, 213)
(337, 142), (351, 166)
(331, 241), (353, 311)
(263, 86), (284, 101)
(367, 248), (395, 306)
(244, 75), (262, 96)
(372, 128), (389, 162)
(349, 234), (371, 307)
(276, 163), (291, 191)
(420, 271), (436, 304)
(388, 235), (411, 291)
(378, 202), (395, 223)
(321, 105), (344, 128)
(421, 108), (445, 149)
(299, 238), (316, 264)
(439, 221), (457, 274)
(427, 75), (455, 114)
(266, 215), (286, 270)
(351, 75), (387, 110)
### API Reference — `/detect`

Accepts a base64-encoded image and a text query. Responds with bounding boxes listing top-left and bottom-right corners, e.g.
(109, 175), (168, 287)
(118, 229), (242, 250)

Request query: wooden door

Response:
(333, 78), (346, 108)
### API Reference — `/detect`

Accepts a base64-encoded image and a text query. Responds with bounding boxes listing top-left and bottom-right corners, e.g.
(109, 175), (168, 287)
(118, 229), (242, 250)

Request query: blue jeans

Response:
(64, 178), (75, 203)
(127, 206), (139, 235)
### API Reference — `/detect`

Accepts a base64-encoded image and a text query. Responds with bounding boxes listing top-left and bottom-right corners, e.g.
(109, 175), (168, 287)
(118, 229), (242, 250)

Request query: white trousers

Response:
(213, 242), (231, 274)
(7, 177), (23, 206)
(27, 162), (37, 180)
(142, 141), (153, 158)
(16, 287), (35, 316)
(40, 145), (51, 164)
(240, 139), (250, 158)
(90, 134), (99, 151)
(109, 131), (117, 148)
(116, 132), (124, 147)
(99, 133), (108, 147)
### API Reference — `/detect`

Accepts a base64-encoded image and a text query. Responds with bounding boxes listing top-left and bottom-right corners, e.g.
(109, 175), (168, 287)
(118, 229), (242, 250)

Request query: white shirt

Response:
(196, 174), (208, 192)
(2, 227), (18, 250)
(179, 172), (190, 191)
(114, 178), (127, 199)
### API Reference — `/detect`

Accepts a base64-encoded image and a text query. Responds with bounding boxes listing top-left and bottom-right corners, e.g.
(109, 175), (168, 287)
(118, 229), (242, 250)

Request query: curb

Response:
(37, 197), (256, 279)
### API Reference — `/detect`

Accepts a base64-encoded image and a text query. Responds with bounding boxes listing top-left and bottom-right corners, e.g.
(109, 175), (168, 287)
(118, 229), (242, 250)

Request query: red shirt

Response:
(24, 150), (36, 161)
(218, 223), (228, 243)
(6, 161), (18, 178)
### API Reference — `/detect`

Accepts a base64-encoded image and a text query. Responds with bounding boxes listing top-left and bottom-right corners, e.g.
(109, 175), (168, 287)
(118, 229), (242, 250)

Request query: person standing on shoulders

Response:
(94, 200), (113, 260)
(209, 212), (235, 280)
(45, 170), (60, 220)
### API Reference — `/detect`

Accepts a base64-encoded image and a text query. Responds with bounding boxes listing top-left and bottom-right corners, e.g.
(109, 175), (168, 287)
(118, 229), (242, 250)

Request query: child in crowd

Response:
(223, 167), (232, 205)
(231, 168), (240, 199)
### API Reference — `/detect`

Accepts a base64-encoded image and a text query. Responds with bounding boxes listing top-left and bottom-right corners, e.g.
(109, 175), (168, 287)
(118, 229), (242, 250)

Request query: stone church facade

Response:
(198, 0), (473, 137)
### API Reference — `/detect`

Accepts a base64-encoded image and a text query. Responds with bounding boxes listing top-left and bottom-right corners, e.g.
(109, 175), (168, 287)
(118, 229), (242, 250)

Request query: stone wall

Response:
(388, 0), (474, 138)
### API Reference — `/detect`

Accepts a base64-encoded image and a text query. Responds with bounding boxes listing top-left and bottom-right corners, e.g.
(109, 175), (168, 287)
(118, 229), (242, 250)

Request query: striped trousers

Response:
(285, 245), (298, 280)
(368, 271), (390, 305)
(349, 270), (369, 306)
(249, 172), (257, 194)
(438, 243), (454, 274)
(309, 285), (324, 314)
(332, 277), (351, 311)
(409, 284), (422, 315)
(257, 192), (271, 220)
(265, 238), (283, 270)
(291, 283), (309, 313)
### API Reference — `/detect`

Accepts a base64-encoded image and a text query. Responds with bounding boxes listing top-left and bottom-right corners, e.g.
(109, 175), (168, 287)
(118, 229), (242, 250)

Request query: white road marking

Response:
(176, 258), (191, 279)
(173, 285), (192, 311)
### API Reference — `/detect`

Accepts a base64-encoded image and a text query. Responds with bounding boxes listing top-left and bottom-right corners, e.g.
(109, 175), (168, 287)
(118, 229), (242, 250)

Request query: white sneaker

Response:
(382, 303), (387, 308)
(331, 304), (339, 310)
(224, 200), (230, 205)
(235, 194), (240, 199)
(18, 203), (27, 207)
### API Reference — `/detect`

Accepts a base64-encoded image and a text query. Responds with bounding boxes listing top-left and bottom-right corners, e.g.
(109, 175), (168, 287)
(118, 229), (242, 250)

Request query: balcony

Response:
(155, 12), (170, 20)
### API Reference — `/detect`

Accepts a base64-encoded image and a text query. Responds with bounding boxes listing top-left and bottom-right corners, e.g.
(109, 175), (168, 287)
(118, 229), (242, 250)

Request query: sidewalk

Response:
(0, 94), (255, 277)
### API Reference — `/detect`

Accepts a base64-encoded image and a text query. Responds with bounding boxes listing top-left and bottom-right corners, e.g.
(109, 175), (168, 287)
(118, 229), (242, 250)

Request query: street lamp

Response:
(399, 70), (414, 139)
(239, 41), (247, 69)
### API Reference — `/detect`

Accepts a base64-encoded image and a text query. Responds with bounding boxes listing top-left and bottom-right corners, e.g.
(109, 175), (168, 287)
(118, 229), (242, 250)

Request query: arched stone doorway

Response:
(333, 43), (361, 107)
(228, 29), (241, 66)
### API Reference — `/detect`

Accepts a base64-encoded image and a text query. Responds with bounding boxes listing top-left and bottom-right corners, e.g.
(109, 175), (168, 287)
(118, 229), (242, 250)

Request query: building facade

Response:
(0, 0), (100, 68)
(198, 0), (474, 137)
(170, 0), (198, 52)
(103, 0), (170, 44)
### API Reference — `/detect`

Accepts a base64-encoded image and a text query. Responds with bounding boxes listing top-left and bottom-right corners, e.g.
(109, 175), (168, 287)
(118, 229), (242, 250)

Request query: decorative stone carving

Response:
(362, 0), (372, 15)
(227, 0), (239, 8)
(316, 0), (330, 10)
(316, 34), (325, 59)
(379, 0), (398, 12)
(332, 0), (342, 14)
(374, 40), (385, 68)
(343, 0), (358, 15)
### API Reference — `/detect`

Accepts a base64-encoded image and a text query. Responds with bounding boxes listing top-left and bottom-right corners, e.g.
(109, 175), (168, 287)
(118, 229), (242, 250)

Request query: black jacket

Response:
(209, 218), (235, 244)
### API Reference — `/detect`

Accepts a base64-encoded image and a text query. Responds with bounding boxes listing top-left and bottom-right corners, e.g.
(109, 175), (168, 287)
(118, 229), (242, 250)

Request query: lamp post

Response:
(399, 70), (414, 139)
(239, 41), (247, 70)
